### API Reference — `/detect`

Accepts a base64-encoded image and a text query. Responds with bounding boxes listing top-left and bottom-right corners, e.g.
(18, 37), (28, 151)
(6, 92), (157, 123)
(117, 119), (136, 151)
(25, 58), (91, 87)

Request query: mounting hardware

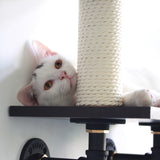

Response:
(152, 131), (160, 135)
(20, 138), (50, 160)
(86, 129), (109, 134)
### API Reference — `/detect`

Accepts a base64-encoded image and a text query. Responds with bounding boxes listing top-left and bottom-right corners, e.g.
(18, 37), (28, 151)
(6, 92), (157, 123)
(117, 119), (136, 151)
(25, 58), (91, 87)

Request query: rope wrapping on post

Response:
(77, 0), (123, 106)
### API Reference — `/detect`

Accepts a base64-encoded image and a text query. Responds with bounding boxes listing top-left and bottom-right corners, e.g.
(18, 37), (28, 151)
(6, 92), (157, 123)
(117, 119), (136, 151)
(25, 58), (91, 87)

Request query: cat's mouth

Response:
(67, 77), (72, 88)
(66, 76), (75, 88)
(59, 71), (76, 89)
(70, 74), (77, 89)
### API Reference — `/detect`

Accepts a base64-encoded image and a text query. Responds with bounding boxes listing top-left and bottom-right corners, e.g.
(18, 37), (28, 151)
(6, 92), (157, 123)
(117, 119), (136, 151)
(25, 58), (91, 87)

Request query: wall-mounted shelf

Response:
(8, 106), (160, 120)
(10, 106), (160, 160)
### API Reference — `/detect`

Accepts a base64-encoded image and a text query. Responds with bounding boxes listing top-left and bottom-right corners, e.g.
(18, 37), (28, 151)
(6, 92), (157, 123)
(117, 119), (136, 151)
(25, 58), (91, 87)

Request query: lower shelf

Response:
(8, 106), (160, 120)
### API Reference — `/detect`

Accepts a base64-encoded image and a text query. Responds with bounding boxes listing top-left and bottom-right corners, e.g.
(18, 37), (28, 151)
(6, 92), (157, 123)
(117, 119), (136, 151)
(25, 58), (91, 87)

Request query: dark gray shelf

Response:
(9, 106), (151, 119)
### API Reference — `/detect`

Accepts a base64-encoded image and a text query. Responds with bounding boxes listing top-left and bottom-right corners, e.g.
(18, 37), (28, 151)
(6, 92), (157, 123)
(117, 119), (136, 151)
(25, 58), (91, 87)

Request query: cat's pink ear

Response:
(17, 84), (38, 106)
(31, 40), (57, 63)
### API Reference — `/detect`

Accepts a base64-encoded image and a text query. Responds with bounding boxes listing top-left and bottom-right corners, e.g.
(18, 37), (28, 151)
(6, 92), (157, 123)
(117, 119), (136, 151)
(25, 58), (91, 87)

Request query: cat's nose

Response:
(59, 71), (68, 80)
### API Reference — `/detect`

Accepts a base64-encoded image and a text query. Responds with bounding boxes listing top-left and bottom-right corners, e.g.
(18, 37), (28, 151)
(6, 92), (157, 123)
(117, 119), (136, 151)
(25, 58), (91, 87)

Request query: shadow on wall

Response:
(0, 42), (36, 106)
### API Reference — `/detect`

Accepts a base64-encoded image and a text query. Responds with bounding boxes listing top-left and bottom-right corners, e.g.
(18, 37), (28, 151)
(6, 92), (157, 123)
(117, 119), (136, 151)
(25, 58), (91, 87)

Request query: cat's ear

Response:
(17, 84), (38, 106)
(30, 40), (57, 64)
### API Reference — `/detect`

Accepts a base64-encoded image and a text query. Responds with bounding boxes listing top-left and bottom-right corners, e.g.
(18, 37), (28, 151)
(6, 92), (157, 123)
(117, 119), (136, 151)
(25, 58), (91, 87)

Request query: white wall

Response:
(111, 0), (160, 154)
(113, 0), (160, 154)
(122, 0), (160, 92)
(0, 0), (88, 159)
(1, 0), (160, 159)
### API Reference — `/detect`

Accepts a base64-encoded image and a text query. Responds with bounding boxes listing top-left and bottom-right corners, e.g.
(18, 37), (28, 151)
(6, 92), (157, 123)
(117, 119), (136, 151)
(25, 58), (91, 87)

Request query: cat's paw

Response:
(154, 97), (160, 107)
(123, 89), (156, 106)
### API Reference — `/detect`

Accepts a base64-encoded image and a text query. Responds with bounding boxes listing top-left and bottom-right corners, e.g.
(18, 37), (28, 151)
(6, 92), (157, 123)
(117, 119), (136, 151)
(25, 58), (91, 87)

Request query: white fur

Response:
(123, 89), (156, 106)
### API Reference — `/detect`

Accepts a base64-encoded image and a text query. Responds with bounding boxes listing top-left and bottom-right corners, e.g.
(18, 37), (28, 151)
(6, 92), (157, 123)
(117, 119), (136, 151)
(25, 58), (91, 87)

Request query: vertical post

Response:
(152, 134), (160, 160)
(86, 133), (107, 160)
(151, 124), (160, 160)
(77, 0), (122, 106)
(86, 123), (109, 160)
(89, 133), (106, 151)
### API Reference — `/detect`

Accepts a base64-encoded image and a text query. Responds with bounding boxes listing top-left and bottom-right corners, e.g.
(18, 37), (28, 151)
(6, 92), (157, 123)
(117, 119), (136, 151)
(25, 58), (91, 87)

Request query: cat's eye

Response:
(55, 59), (62, 69)
(44, 80), (53, 90)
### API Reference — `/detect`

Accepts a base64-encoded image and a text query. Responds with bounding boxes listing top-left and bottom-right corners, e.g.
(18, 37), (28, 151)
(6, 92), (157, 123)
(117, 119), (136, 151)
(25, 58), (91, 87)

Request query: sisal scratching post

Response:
(76, 0), (123, 106)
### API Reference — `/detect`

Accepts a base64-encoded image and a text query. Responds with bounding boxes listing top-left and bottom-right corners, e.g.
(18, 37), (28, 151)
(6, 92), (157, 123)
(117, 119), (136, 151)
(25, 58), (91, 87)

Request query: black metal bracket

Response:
(19, 119), (160, 160)
(19, 119), (123, 160)
(109, 121), (160, 160)
(71, 118), (125, 160)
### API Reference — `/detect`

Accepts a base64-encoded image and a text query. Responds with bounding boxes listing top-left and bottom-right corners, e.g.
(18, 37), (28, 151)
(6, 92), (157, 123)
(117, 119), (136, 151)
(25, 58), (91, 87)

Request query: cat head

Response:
(17, 40), (77, 106)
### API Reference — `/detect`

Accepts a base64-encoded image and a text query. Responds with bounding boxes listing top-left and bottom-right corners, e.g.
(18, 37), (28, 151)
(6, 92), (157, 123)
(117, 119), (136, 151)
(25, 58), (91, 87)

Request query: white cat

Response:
(17, 40), (160, 107)
(17, 41), (77, 106)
